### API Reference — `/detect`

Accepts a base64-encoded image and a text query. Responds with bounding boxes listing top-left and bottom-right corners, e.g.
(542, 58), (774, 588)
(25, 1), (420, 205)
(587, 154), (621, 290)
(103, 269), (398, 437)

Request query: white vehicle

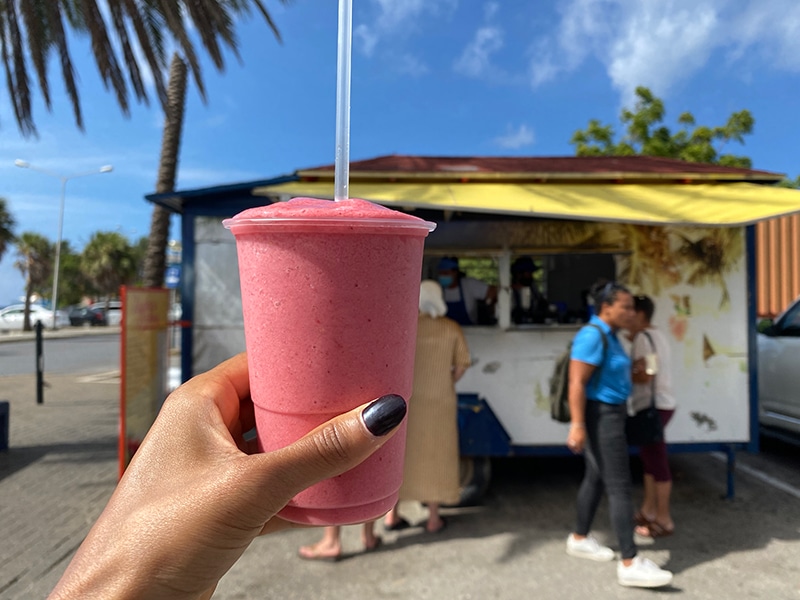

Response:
(0, 304), (70, 331)
(89, 300), (123, 327)
(758, 295), (800, 436)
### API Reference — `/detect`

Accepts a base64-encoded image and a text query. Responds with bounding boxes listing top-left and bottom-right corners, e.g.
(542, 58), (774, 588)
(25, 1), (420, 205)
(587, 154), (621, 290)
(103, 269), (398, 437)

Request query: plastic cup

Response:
(645, 353), (658, 375)
(223, 197), (435, 525)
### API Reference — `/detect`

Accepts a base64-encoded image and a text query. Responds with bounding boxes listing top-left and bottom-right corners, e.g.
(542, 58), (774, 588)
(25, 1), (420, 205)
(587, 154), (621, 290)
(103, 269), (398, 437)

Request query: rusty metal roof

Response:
(298, 154), (783, 183)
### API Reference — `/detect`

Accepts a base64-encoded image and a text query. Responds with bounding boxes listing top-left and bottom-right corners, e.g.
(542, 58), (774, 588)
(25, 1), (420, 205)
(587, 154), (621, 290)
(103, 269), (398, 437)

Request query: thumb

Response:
(249, 393), (407, 519)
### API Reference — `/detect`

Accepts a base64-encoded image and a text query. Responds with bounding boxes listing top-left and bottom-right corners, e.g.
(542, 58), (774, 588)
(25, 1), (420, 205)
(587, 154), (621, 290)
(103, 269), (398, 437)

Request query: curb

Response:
(0, 326), (122, 344)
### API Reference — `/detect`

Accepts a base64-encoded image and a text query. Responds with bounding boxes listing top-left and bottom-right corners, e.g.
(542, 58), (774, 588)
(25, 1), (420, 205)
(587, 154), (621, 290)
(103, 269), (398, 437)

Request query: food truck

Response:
(147, 154), (800, 500)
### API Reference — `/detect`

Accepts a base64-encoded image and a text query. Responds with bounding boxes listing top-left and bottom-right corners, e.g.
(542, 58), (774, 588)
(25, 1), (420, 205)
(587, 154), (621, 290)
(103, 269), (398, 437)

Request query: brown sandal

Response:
(646, 521), (675, 538)
(634, 511), (654, 527)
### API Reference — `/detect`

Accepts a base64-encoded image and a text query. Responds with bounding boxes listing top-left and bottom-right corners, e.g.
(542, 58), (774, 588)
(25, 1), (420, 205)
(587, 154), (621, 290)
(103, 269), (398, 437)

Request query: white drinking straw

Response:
(334, 0), (353, 202)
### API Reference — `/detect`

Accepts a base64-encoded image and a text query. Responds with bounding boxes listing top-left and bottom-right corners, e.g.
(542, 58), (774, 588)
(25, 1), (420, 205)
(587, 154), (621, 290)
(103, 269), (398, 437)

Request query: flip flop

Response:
(646, 521), (675, 538)
(384, 517), (412, 531)
(297, 544), (342, 562)
(634, 511), (654, 527)
(634, 524), (652, 537)
(363, 537), (383, 553)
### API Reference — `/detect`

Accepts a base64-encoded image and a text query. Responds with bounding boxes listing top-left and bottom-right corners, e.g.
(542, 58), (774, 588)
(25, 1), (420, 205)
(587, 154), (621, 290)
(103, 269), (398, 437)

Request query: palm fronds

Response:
(0, 0), (289, 135)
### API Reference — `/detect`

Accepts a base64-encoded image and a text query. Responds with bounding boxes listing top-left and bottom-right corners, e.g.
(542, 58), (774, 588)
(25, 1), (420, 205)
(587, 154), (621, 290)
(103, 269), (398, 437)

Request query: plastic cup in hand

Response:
(224, 197), (435, 525)
(645, 353), (658, 376)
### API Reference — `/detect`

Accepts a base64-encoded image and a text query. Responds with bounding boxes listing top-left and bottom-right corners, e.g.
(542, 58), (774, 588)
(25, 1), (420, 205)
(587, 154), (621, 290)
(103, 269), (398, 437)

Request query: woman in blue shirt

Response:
(564, 281), (673, 589)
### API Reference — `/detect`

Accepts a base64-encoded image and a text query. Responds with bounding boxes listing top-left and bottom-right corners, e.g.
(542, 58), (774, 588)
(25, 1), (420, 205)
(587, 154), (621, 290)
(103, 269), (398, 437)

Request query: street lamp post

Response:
(14, 159), (113, 329)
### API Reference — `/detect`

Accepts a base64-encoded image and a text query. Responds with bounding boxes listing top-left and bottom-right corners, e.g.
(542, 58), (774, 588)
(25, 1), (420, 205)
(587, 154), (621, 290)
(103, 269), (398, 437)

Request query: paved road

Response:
(1, 372), (798, 598)
(2, 329), (799, 598)
(0, 333), (120, 376)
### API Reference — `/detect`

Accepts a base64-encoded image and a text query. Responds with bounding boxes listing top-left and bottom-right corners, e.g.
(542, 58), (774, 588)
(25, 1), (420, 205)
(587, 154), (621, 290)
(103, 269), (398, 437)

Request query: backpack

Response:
(549, 323), (607, 423)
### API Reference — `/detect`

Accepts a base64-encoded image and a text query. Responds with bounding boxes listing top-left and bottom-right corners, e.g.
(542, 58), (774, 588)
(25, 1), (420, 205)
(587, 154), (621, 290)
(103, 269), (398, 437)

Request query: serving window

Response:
(421, 215), (626, 328)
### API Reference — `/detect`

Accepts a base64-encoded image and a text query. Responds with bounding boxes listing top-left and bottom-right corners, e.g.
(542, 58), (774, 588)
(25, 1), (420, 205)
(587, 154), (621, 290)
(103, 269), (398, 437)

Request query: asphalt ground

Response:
(0, 324), (122, 345)
(1, 330), (799, 599)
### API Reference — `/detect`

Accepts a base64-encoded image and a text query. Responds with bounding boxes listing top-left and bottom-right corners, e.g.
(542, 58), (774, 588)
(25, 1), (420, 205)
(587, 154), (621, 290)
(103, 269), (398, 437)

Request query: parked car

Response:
(89, 300), (123, 327)
(0, 304), (70, 331)
(68, 305), (107, 327)
(758, 295), (800, 435)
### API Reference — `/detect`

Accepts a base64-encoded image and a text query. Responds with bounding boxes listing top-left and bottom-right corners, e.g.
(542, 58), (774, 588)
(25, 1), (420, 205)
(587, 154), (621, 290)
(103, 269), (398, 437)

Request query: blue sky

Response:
(2, 0), (800, 305)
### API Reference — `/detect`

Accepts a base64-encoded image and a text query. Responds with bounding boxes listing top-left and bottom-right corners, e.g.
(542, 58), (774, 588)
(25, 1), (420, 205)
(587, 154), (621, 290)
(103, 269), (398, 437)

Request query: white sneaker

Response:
(566, 534), (615, 562)
(617, 556), (673, 588)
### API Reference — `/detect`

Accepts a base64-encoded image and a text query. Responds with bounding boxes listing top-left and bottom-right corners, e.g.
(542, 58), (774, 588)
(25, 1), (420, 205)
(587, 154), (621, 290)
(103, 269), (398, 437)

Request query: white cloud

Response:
(355, 0), (457, 56)
(494, 124), (535, 149)
(454, 26), (504, 78)
(728, 0), (800, 71)
(528, 0), (800, 104)
(354, 24), (379, 58)
(394, 53), (430, 77)
(605, 4), (719, 104)
(528, 39), (560, 87)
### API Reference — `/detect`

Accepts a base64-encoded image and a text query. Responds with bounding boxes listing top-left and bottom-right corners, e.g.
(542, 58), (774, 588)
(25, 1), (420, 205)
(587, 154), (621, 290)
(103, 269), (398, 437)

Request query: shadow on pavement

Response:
(0, 438), (116, 482)
(371, 453), (800, 580)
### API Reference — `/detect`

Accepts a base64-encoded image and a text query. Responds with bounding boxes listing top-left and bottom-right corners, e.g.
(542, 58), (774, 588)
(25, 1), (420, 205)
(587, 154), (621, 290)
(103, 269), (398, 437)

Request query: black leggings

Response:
(575, 400), (637, 559)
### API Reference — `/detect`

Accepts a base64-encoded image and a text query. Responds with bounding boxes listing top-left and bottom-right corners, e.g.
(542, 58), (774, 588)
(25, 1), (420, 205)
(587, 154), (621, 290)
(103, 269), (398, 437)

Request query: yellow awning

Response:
(253, 181), (800, 226)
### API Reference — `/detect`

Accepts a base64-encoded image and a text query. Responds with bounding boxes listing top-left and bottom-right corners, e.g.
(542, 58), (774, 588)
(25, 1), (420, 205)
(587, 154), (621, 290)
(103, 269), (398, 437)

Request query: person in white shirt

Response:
(629, 295), (677, 538)
(436, 257), (497, 326)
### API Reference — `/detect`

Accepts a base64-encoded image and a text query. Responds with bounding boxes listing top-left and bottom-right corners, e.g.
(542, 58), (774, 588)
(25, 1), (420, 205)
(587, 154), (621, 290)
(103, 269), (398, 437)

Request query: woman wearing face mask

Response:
(436, 257), (497, 326)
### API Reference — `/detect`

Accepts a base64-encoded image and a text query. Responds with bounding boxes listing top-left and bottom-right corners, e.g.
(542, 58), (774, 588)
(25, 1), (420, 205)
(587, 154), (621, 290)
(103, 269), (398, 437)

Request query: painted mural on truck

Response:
(455, 222), (749, 446)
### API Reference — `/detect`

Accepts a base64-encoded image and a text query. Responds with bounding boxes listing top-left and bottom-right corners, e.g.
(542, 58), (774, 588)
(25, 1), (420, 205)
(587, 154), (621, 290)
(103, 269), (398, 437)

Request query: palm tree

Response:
(1, 1), (287, 136)
(0, 198), (15, 262)
(82, 232), (138, 305)
(13, 232), (54, 331)
(4, 2), (289, 287)
(142, 54), (188, 287)
(55, 240), (94, 306)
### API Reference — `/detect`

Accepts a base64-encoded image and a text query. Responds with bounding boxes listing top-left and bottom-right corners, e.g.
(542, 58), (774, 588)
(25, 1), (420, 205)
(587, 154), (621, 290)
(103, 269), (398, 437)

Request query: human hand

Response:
(566, 423), (586, 454)
(49, 352), (407, 600)
(631, 357), (651, 384)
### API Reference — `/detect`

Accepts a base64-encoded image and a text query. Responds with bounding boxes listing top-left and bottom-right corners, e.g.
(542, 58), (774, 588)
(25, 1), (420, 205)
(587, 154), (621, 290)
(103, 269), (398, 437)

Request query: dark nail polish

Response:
(362, 394), (407, 437)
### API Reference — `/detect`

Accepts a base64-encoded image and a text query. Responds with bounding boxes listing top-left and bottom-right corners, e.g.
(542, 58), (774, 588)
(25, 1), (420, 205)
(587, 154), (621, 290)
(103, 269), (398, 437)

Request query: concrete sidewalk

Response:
(0, 371), (118, 598)
(2, 365), (800, 598)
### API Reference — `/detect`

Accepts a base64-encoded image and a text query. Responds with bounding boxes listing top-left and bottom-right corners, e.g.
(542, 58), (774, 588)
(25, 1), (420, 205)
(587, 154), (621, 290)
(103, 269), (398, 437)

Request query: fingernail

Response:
(362, 394), (407, 437)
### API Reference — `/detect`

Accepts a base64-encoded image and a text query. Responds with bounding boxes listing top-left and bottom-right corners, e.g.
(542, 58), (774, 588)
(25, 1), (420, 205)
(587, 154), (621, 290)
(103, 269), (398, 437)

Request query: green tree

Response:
(1, 1), (286, 136)
(56, 241), (94, 306)
(13, 232), (54, 331)
(4, 2), (288, 287)
(570, 86), (755, 168)
(777, 176), (800, 189)
(142, 55), (188, 288)
(81, 232), (137, 303)
(130, 235), (149, 285)
(0, 198), (15, 262)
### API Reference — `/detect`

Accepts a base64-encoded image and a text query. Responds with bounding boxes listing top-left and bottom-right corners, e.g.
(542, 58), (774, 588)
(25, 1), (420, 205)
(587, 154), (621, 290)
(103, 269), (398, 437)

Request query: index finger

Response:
(177, 352), (250, 432)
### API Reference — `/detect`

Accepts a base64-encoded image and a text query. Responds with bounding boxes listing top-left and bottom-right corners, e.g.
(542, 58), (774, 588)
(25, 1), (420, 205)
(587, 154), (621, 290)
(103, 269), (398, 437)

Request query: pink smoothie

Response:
(224, 198), (435, 525)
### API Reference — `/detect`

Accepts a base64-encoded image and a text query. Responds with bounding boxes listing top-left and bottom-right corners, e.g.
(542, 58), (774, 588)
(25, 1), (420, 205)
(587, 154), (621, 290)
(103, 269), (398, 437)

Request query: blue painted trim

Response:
(725, 444), (737, 499)
(745, 225), (760, 454)
(467, 441), (750, 458)
(498, 441), (746, 497)
(180, 215), (195, 383)
(145, 174), (299, 213)
(458, 394), (512, 456)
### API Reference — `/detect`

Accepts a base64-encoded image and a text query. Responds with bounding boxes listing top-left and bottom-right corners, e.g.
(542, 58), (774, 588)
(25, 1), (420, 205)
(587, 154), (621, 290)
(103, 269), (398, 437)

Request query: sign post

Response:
(119, 287), (170, 478)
